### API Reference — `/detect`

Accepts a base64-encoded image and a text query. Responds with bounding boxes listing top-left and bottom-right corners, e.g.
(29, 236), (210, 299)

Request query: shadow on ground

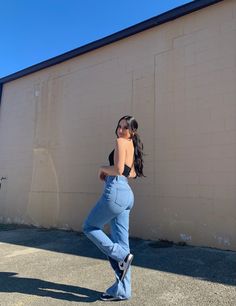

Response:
(0, 224), (235, 288)
(0, 272), (101, 302)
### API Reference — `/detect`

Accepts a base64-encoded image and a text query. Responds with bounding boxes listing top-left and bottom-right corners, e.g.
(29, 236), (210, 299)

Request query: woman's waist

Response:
(105, 175), (129, 185)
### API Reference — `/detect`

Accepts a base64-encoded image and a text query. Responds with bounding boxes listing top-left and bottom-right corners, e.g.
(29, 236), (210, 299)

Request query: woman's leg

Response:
(106, 208), (132, 299)
(83, 176), (134, 299)
(82, 193), (129, 262)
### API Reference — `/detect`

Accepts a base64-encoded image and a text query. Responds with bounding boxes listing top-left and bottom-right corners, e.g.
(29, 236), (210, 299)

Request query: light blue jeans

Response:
(83, 175), (134, 299)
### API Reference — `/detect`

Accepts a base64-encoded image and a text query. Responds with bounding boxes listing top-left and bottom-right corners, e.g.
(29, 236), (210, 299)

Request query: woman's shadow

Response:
(0, 272), (101, 302)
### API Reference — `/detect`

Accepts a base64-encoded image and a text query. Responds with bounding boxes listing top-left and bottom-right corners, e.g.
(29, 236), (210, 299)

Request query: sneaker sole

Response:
(100, 294), (127, 301)
(120, 254), (134, 282)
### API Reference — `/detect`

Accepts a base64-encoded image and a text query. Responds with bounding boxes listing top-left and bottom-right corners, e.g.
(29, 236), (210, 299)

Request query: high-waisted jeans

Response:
(83, 175), (134, 299)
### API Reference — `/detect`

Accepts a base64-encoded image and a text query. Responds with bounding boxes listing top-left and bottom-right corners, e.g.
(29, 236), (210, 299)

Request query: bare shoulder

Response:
(116, 138), (128, 146)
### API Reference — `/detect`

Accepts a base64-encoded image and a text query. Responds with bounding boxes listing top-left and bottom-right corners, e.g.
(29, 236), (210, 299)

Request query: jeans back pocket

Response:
(114, 187), (131, 207)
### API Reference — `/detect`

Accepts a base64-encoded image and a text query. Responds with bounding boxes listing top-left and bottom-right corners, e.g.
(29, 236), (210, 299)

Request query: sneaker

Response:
(118, 253), (134, 281)
(100, 293), (127, 301)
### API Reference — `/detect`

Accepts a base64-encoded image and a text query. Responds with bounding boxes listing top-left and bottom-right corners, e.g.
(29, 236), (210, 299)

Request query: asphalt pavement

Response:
(0, 224), (235, 306)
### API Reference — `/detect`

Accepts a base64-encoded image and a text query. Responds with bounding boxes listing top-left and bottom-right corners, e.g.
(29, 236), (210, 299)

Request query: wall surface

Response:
(0, 0), (235, 250)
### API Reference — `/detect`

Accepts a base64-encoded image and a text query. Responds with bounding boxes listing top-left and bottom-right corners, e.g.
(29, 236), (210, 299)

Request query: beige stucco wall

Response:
(0, 0), (236, 250)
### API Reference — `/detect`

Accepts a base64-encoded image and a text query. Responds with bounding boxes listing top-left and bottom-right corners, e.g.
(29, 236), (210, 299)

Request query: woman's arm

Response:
(100, 165), (119, 176)
(115, 138), (126, 174)
(100, 138), (126, 176)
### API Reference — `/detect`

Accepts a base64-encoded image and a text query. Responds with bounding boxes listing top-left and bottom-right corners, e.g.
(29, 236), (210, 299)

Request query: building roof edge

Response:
(0, 0), (223, 85)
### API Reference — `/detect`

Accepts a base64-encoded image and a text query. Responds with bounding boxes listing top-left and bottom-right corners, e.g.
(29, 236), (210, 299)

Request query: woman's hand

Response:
(98, 168), (107, 181)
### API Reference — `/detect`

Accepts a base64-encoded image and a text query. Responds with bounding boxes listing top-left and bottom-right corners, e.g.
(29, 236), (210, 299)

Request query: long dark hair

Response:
(115, 115), (146, 178)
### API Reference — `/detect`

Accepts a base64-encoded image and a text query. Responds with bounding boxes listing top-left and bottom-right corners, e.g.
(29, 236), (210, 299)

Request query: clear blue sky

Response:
(0, 0), (193, 78)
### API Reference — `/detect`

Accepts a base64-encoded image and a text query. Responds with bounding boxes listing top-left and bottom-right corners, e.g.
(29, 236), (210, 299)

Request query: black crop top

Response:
(108, 149), (132, 177)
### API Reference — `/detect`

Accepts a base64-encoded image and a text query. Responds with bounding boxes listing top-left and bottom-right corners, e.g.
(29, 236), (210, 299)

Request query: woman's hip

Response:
(84, 176), (134, 227)
(103, 176), (134, 209)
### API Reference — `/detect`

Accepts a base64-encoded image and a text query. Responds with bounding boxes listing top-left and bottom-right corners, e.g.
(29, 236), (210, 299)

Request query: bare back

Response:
(114, 138), (137, 179)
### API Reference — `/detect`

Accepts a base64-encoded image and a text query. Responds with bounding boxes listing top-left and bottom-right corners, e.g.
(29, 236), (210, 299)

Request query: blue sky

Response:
(0, 0), (193, 78)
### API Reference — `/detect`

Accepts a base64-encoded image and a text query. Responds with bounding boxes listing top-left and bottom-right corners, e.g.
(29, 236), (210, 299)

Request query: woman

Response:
(83, 115), (145, 301)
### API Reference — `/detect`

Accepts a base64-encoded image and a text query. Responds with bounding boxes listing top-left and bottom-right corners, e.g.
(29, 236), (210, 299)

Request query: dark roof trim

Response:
(0, 0), (223, 86)
(0, 83), (2, 105)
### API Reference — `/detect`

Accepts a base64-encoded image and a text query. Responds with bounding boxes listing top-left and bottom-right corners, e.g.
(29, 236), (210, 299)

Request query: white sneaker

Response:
(118, 253), (134, 281)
